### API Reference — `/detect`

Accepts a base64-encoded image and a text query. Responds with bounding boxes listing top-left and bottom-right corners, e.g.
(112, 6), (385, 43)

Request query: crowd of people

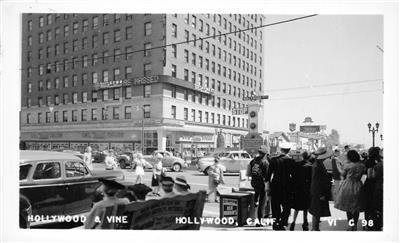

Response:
(246, 143), (383, 231)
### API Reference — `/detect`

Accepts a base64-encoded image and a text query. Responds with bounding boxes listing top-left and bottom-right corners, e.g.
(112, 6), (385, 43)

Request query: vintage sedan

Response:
(197, 150), (253, 174)
(19, 150), (124, 228)
(142, 151), (188, 172)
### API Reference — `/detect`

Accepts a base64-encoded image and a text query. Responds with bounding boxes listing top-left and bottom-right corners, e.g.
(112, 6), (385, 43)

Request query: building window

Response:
(171, 64), (177, 78)
(73, 22), (79, 34)
(124, 106), (132, 119)
(113, 88), (120, 100)
(191, 15), (197, 28)
(144, 22), (152, 36)
(102, 70), (108, 82)
(126, 46), (133, 60)
(144, 85), (151, 98)
(184, 89), (188, 101)
(62, 111), (68, 122)
(211, 113), (215, 124)
(82, 55), (88, 67)
(205, 112), (209, 123)
(126, 26), (133, 39)
(184, 49), (189, 62)
(114, 49), (121, 62)
(91, 108), (97, 120)
(92, 91), (98, 102)
(183, 108), (188, 120)
(101, 108), (107, 120)
(112, 107), (119, 120)
(103, 32), (109, 45)
(191, 71), (196, 83)
(192, 53), (196, 65)
(63, 94), (68, 104)
(125, 66), (132, 78)
(102, 90), (108, 101)
(28, 20), (32, 31)
(54, 95), (60, 105)
(113, 68), (120, 79)
(82, 92), (88, 103)
(191, 109), (195, 122)
(54, 111), (59, 123)
(46, 96), (51, 106)
(184, 30), (189, 43)
(184, 69), (189, 81)
(81, 109), (87, 121)
(114, 29), (121, 42)
(92, 16), (98, 29)
(144, 43), (151, 57)
(91, 72), (98, 84)
(46, 30), (52, 41)
(198, 110), (202, 123)
(72, 92), (78, 104)
(72, 110), (77, 122)
(144, 63), (151, 76)
(172, 23), (177, 37)
(143, 105), (151, 118)
(39, 16), (44, 27)
(172, 44), (177, 58)
(124, 86), (132, 98)
(27, 83), (32, 93)
(171, 106), (176, 119)
(39, 33), (44, 43)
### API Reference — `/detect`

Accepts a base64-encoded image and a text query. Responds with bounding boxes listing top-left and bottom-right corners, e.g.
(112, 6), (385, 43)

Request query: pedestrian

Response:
(309, 147), (332, 231)
(84, 178), (129, 229)
(83, 146), (93, 170)
(246, 145), (269, 222)
(330, 149), (344, 201)
(371, 148), (383, 230)
(363, 147), (380, 230)
(160, 176), (177, 198)
(207, 157), (225, 202)
(289, 151), (312, 231)
(151, 153), (164, 196)
(174, 175), (191, 195)
(104, 151), (118, 170)
(334, 150), (366, 231)
(134, 153), (151, 184)
(266, 142), (295, 230)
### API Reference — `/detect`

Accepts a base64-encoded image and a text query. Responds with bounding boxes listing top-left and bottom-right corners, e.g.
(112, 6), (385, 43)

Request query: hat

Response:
(258, 145), (268, 154)
(98, 178), (125, 190)
(127, 183), (152, 197)
(175, 175), (190, 189)
(313, 147), (332, 160)
(160, 176), (174, 186)
(280, 142), (292, 150)
(155, 153), (163, 159)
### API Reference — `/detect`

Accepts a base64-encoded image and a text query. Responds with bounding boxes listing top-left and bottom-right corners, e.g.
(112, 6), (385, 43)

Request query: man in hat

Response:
(84, 178), (129, 229)
(247, 145), (270, 222)
(309, 147), (332, 231)
(160, 176), (177, 198)
(174, 175), (191, 195)
(266, 142), (295, 230)
(127, 183), (152, 202)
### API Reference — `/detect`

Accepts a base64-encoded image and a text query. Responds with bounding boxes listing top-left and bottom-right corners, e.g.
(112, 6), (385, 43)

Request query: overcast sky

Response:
(262, 15), (383, 147)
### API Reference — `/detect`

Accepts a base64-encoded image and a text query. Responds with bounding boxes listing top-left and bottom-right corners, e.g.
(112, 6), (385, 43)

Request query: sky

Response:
(262, 15), (383, 147)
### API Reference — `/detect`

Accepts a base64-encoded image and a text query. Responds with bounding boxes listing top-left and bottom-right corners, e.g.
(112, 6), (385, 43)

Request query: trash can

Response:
(219, 192), (254, 226)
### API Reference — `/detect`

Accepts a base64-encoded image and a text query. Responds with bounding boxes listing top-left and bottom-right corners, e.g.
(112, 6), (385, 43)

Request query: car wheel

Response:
(203, 166), (210, 175)
(119, 159), (126, 169)
(172, 163), (182, 172)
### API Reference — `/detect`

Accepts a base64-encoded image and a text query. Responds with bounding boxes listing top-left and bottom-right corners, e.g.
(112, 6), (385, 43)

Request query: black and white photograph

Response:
(1, 1), (399, 243)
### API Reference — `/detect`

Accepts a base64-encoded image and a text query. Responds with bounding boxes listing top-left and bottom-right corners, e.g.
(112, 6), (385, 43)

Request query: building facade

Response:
(20, 13), (265, 154)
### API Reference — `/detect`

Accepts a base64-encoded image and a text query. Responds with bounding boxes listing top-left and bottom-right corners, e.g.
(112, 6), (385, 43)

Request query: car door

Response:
(20, 161), (66, 216)
(64, 160), (99, 215)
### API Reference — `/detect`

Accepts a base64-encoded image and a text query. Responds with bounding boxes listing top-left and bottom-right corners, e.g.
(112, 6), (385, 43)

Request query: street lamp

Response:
(380, 134), (383, 141)
(367, 122), (379, 147)
(135, 105), (145, 154)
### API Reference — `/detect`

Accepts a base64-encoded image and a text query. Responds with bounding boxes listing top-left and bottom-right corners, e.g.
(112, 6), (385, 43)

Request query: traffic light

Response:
(247, 103), (263, 134)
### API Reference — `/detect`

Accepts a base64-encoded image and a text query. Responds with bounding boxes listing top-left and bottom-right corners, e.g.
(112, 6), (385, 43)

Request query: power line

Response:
(264, 78), (383, 92)
(21, 14), (318, 71)
(268, 89), (382, 101)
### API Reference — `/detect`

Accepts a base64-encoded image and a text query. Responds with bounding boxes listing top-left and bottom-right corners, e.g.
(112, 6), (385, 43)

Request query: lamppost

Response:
(135, 105), (145, 154)
(367, 122), (379, 147)
(380, 134), (383, 141)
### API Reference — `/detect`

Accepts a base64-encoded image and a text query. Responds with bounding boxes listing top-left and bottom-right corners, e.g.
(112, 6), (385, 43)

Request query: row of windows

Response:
(27, 22), (150, 47)
(26, 105), (249, 129)
(28, 14), (137, 31)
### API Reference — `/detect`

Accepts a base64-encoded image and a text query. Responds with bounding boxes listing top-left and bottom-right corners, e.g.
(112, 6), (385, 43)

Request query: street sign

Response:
(231, 107), (248, 115)
(243, 95), (269, 101)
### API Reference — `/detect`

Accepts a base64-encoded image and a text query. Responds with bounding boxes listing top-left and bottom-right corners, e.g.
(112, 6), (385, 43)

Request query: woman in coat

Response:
(309, 147), (332, 231)
(334, 150), (366, 231)
(289, 151), (313, 231)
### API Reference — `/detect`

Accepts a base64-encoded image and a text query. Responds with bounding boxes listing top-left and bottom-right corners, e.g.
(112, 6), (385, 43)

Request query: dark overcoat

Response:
(309, 159), (331, 217)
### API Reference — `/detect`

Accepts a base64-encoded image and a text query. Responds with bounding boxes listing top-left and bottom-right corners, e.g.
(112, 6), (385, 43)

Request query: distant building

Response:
(20, 14), (265, 154)
(287, 117), (327, 151)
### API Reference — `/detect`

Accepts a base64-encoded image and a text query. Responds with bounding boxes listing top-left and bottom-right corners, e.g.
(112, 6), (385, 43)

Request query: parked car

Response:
(143, 151), (188, 172)
(197, 150), (253, 175)
(19, 150), (124, 227)
(92, 151), (106, 163)
(117, 152), (153, 170)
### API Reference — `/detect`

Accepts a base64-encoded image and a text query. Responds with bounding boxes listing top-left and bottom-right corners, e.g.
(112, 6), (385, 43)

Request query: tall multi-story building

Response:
(20, 13), (265, 154)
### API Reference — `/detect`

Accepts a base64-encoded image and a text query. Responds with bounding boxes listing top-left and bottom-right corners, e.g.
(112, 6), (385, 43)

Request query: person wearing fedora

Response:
(175, 175), (191, 195)
(266, 142), (295, 230)
(247, 145), (270, 223)
(309, 147), (332, 231)
(84, 178), (129, 229)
